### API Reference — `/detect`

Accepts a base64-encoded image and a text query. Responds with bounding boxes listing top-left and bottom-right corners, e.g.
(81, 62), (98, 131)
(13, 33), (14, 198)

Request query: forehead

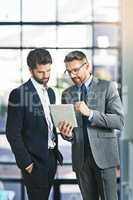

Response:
(35, 63), (51, 71)
(65, 60), (84, 69)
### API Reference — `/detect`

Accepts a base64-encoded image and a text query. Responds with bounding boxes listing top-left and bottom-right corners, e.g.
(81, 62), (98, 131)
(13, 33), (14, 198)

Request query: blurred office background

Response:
(0, 0), (133, 199)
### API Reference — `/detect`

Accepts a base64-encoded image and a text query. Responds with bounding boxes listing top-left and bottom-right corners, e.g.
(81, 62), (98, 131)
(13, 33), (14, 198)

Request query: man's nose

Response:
(43, 71), (49, 76)
(70, 73), (76, 78)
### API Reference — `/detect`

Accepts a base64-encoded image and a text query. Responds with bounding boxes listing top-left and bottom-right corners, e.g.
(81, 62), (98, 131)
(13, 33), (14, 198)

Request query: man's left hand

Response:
(75, 101), (90, 116)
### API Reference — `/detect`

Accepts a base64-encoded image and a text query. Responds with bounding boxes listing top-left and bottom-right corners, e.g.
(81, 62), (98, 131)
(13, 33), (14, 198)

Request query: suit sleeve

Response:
(91, 82), (124, 130)
(6, 89), (32, 170)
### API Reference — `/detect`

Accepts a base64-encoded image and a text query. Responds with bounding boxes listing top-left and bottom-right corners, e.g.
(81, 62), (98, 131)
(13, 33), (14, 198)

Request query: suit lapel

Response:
(26, 80), (46, 121)
(86, 76), (99, 109)
(47, 88), (55, 104)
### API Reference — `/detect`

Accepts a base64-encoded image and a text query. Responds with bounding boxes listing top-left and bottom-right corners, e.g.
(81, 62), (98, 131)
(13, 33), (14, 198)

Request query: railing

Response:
(0, 162), (120, 200)
(0, 162), (79, 200)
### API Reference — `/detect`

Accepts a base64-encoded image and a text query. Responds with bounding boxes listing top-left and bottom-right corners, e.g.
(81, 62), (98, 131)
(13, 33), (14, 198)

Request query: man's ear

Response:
(87, 62), (92, 73)
(29, 68), (33, 75)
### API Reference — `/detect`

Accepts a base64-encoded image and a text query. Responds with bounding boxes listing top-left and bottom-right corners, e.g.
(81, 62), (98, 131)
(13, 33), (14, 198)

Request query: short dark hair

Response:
(64, 51), (87, 63)
(27, 48), (52, 69)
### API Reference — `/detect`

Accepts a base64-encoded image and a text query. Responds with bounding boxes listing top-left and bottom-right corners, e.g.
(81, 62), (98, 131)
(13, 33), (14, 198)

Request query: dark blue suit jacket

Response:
(6, 79), (63, 186)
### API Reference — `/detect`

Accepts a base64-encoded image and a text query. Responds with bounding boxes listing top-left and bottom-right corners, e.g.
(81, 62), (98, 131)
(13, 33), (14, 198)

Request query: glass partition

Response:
(0, 0), (20, 21)
(22, 0), (56, 22)
(0, 0), (121, 199)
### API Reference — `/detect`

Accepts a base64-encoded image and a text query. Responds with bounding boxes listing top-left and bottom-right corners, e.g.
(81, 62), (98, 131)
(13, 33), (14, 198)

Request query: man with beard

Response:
(58, 51), (124, 200)
(6, 48), (63, 200)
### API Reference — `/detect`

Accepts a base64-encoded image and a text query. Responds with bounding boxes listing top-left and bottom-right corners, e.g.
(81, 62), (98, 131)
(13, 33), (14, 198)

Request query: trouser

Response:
(76, 150), (118, 200)
(25, 149), (57, 200)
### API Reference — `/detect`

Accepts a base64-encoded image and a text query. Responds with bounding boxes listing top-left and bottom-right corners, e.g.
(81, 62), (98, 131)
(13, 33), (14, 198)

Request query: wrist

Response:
(85, 108), (90, 117)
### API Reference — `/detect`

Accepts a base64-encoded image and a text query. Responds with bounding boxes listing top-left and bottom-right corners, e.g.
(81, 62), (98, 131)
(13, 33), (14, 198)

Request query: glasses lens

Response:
(64, 62), (86, 76)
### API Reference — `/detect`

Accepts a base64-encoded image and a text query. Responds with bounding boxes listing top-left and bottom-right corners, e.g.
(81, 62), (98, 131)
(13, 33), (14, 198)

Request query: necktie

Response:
(80, 83), (87, 101)
(80, 84), (90, 159)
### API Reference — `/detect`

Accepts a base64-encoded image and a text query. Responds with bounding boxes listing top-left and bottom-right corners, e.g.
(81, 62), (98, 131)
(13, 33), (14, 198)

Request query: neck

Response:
(83, 72), (91, 83)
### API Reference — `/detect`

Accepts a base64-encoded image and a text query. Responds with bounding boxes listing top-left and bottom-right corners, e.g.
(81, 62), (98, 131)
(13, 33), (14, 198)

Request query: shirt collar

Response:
(76, 75), (93, 90)
(84, 74), (93, 88)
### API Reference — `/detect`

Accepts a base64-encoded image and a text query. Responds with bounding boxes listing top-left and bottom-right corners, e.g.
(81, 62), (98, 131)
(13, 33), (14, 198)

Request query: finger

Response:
(59, 122), (69, 135)
(63, 121), (71, 129)
(58, 121), (66, 130)
(65, 124), (73, 135)
(27, 165), (33, 174)
(75, 102), (80, 107)
(75, 103), (81, 112)
(59, 121), (72, 135)
(69, 126), (73, 132)
(63, 123), (70, 132)
(75, 103), (79, 111)
(65, 122), (72, 127)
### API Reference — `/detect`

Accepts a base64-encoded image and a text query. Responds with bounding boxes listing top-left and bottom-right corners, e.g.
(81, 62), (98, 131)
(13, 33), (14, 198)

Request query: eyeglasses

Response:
(64, 62), (86, 76)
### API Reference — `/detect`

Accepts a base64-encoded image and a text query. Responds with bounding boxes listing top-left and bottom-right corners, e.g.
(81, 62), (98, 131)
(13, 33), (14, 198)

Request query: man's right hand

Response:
(58, 121), (73, 138)
(25, 163), (34, 174)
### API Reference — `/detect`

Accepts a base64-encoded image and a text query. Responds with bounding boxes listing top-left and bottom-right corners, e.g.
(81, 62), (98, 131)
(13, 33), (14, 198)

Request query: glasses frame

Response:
(64, 62), (86, 76)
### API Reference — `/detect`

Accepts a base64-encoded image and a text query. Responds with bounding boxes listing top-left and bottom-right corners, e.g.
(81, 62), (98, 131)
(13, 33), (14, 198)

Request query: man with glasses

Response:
(58, 51), (124, 200)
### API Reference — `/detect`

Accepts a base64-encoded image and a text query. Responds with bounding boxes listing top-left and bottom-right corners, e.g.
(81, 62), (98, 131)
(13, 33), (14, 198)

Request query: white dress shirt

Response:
(31, 77), (56, 149)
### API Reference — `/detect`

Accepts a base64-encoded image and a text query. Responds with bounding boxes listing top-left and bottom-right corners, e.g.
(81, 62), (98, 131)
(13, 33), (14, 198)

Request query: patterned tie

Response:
(80, 83), (87, 102)
(80, 83), (90, 159)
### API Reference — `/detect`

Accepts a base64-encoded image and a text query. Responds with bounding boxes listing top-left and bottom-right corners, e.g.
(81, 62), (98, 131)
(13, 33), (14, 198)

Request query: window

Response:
(0, 1), (121, 198)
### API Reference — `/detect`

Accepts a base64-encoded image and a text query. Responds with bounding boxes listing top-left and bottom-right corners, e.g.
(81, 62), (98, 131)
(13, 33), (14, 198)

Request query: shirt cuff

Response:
(88, 110), (93, 122)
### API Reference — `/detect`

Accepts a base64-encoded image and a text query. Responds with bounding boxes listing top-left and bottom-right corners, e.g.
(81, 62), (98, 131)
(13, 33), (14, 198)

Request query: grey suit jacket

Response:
(62, 77), (124, 172)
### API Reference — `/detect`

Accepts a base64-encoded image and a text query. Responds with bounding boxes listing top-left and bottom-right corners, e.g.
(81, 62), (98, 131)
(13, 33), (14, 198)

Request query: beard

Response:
(33, 76), (43, 84)
(33, 75), (49, 86)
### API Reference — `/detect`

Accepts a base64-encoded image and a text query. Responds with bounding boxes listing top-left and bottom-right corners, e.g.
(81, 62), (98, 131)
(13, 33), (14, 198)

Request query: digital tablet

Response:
(49, 104), (78, 128)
